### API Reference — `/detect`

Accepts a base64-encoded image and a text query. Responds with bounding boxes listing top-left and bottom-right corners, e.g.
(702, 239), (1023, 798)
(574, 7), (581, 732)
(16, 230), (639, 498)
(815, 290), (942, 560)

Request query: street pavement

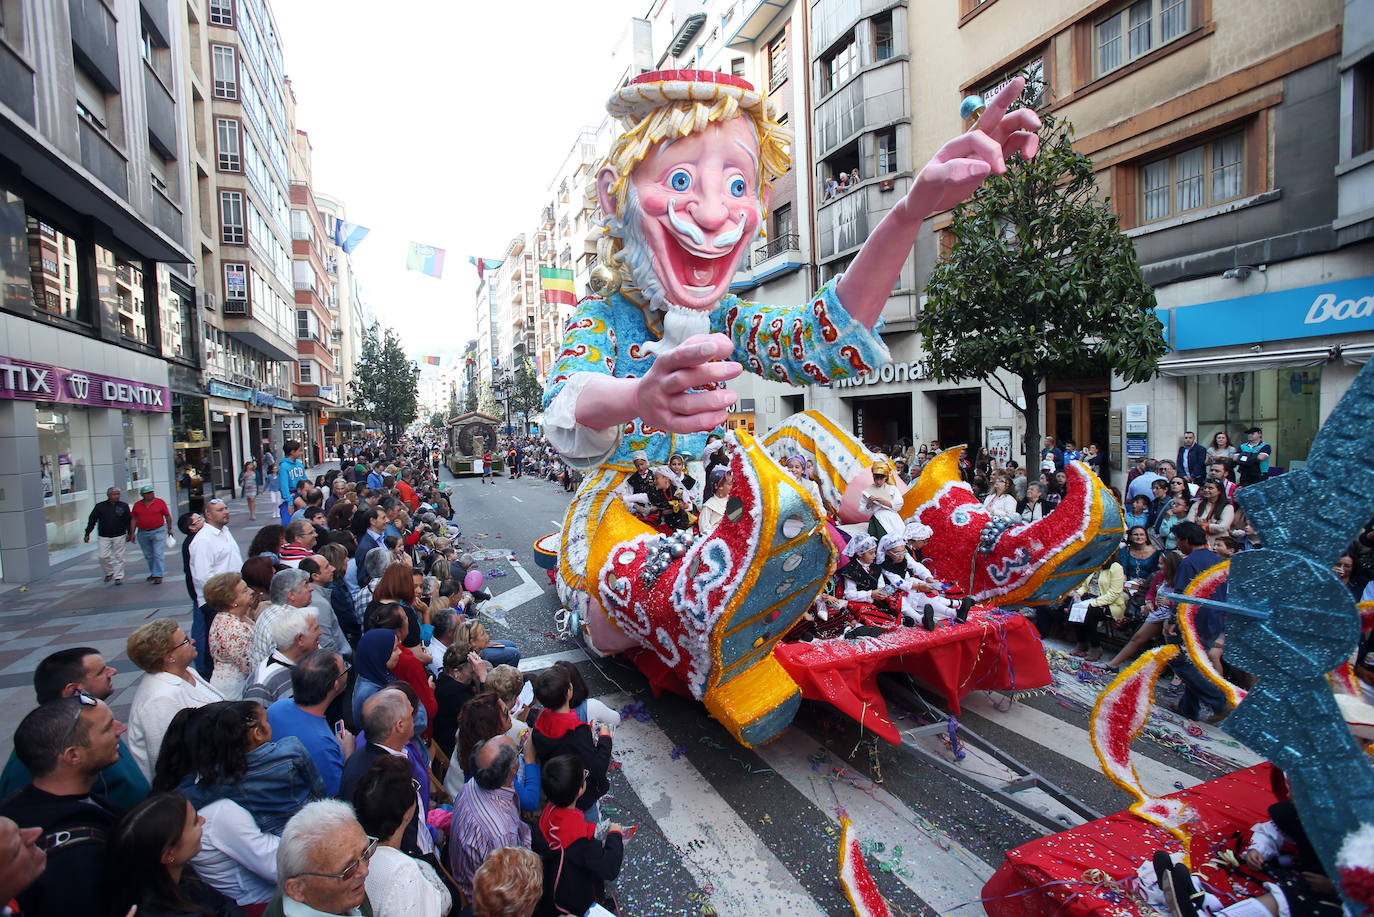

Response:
(0, 461), (1266, 916)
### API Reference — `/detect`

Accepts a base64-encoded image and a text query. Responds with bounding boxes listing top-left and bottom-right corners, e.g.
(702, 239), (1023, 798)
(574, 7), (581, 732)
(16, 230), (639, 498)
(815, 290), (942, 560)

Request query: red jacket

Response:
(394, 646), (437, 740)
(396, 480), (419, 513)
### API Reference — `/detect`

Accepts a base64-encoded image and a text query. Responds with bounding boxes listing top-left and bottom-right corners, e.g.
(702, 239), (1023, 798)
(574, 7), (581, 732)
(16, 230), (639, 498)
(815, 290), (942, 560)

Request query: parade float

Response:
(444, 411), (506, 476)
(536, 68), (1129, 749)
(982, 356), (1374, 917)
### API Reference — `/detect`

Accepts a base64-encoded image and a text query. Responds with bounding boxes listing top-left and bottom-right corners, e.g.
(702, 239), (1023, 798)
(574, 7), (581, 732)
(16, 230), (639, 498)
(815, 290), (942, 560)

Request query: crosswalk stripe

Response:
(602, 692), (828, 917)
(962, 691), (1202, 790)
(755, 729), (995, 912)
(517, 649), (588, 672)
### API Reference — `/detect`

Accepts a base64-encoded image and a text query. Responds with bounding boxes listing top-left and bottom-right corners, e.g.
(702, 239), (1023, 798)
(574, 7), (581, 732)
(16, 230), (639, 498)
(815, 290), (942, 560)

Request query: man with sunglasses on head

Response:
(0, 694), (127, 917)
(0, 647), (148, 809)
(268, 799), (375, 916)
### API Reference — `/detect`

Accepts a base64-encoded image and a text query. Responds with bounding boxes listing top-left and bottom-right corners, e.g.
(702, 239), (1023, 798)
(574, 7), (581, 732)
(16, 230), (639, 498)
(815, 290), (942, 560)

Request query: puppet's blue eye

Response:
(730, 178), (747, 197)
(669, 170), (692, 192)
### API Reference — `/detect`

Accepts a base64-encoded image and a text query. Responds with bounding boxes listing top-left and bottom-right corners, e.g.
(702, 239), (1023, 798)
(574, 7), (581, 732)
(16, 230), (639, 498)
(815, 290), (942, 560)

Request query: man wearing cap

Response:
(130, 484), (173, 584)
(541, 68), (1041, 742)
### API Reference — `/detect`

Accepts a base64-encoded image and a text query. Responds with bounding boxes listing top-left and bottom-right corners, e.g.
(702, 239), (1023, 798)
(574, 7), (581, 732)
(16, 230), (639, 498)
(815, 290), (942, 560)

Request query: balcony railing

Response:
(756, 232), (800, 261)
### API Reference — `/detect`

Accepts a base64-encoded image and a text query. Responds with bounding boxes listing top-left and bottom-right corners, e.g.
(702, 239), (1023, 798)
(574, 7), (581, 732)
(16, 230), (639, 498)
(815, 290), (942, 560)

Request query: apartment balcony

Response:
(540, 204), (555, 230)
(0, 39), (34, 125)
(812, 0), (900, 53)
(725, 0), (789, 47)
(150, 186), (183, 241)
(558, 178), (570, 204)
(78, 118), (127, 197)
(509, 282), (524, 305)
(223, 307), (298, 362)
(814, 61), (909, 160)
(296, 336), (332, 362)
(815, 178), (908, 261)
(143, 64), (178, 159)
(730, 233), (804, 293)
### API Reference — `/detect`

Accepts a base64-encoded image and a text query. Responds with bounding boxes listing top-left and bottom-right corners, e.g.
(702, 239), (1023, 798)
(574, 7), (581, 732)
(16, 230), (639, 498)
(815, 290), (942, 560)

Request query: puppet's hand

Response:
(634, 333), (742, 433)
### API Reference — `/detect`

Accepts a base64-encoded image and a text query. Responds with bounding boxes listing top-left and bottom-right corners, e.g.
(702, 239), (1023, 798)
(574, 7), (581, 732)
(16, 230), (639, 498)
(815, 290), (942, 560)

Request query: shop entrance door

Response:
(934, 389), (981, 451)
(851, 393), (912, 453)
(1047, 379), (1109, 472)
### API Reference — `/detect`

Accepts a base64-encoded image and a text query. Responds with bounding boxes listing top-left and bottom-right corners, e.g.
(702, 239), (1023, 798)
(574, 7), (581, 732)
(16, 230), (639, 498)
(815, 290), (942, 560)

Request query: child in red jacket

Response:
(531, 665), (612, 817)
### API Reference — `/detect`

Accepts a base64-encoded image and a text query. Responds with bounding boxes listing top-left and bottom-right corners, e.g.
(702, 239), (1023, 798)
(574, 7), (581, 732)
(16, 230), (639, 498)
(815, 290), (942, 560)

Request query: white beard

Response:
(606, 185), (672, 318)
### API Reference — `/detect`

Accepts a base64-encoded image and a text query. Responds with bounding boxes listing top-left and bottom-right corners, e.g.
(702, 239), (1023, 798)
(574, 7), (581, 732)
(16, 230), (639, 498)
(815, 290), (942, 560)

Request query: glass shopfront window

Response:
(123, 411), (154, 493)
(38, 405), (95, 555)
(1188, 367), (1321, 473)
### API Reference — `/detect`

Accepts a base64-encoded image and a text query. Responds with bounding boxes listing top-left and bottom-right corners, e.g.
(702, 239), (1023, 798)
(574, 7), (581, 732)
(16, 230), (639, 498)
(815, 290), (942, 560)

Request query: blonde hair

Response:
(592, 99), (792, 300)
(127, 618), (181, 672)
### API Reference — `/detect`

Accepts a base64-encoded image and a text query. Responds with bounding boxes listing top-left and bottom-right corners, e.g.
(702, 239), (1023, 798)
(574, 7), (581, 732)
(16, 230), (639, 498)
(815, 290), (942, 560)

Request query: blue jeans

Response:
(481, 644), (521, 668)
(193, 603), (214, 679)
(136, 526), (166, 577)
(1176, 656), (1229, 719)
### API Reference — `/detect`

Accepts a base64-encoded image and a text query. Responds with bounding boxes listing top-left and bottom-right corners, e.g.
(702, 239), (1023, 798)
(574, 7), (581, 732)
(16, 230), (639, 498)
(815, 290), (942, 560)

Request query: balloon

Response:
(464, 569), (484, 592)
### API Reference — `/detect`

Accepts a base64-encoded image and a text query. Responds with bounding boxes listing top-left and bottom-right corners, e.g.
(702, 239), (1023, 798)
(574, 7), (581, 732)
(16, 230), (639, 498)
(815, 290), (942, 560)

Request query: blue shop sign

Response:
(1171, 275), (1374, 350)
(274, 397), (295, 411)
(208, 380), (251, 401)
(250, 390), (276, 407)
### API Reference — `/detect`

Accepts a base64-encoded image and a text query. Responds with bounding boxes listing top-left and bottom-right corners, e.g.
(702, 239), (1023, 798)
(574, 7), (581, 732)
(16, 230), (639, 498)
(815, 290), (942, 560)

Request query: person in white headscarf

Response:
(619, 450), (654, 516)
(647, 465), (693, 530)
(783, 453), (824, 509)
(697, 467), (732, 533)
(837, 533), (902, 628)
(878, 531), (972, 628)
(860, 461), (905, 537)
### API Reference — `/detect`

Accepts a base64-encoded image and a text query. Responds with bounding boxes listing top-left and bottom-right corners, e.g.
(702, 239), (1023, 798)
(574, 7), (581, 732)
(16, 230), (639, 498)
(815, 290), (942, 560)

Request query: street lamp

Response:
(494, 371), (513, 437)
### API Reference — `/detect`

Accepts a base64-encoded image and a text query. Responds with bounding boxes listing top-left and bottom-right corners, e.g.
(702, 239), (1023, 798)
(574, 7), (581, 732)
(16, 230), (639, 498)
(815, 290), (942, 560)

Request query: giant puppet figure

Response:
(545, 71), (1118, 747)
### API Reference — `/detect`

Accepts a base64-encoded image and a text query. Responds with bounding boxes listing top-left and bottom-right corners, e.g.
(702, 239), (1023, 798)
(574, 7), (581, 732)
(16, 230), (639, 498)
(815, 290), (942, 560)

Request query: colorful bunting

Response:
(406, 242), (446, 278)
(540, 266), (576, 305)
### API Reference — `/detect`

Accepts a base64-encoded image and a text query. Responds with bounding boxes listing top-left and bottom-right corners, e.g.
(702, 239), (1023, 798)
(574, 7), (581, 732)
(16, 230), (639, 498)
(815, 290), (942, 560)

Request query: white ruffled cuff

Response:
(545, 372), (623, 470)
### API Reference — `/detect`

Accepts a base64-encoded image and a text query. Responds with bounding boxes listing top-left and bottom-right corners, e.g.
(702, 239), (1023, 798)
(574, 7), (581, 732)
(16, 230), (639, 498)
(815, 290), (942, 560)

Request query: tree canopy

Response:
(917, 80), (1167, 464)
(347, 321), (419, 441)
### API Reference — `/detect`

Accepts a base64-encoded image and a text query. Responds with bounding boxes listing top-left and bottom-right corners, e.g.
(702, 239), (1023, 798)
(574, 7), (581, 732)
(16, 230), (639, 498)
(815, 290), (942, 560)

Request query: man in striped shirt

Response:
(448, 736), (531, 900)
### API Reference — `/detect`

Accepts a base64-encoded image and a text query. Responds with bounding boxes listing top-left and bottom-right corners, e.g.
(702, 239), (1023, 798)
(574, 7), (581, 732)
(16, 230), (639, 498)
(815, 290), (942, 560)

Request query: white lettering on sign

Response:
(1304, 292), (1374, 324)
(831, 360), (924, 389)
(0, 365), (53, 394)
(100, 381), (166, 407)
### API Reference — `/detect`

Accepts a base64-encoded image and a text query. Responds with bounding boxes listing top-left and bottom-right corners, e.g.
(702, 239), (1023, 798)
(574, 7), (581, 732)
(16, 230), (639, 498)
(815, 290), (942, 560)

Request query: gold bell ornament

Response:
(589, 263), (622, 297)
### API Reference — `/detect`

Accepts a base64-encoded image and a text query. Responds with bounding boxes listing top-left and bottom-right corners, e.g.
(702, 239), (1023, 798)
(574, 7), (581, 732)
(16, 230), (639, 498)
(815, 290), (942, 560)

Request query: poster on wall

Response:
(127, 447), (152, 492)
(986, 427), (1012, 468)
(57, 453), (73, 499)
(66, 455), (90, 505)
(40, 456), (55, 508)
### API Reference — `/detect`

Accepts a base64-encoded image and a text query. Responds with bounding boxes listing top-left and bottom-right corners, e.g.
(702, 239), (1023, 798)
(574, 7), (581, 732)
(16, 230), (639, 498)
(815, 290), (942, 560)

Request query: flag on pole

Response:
(406, 242), (446, 278)
(422, 356), (441, 366)
(333, 219), (370, 254)
(539, 266), (575, 305)
(468, 256), (505, 281)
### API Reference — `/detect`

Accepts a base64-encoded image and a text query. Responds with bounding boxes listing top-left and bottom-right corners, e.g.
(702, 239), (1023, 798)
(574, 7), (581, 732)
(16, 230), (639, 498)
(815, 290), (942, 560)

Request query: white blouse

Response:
(364, 845), (452, 917)
(192, 798), (278, 905)
(126, 669), (225, 781)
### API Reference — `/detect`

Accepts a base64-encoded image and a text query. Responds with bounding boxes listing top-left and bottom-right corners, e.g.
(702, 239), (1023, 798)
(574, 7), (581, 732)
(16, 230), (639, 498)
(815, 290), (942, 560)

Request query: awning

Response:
(1155, 345), (1334, 377)
(1340, 343), (1374, 365)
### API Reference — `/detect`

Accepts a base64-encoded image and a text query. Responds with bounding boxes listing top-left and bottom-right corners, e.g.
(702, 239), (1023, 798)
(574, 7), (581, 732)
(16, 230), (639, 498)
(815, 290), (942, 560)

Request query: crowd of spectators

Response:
(0, 435), (633, 917)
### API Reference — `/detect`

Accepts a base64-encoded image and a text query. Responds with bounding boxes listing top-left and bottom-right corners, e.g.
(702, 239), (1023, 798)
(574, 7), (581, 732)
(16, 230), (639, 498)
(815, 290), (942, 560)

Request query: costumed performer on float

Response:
(861, 460), (906, 537)
(543, 69), (1042, 746)
(878, 531), (973, 629)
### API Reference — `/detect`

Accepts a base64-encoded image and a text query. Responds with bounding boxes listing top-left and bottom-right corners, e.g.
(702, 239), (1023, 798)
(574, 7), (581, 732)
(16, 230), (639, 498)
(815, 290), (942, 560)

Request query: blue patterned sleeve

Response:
(713, 274), (891, 385)
(543, 298), (620, 411)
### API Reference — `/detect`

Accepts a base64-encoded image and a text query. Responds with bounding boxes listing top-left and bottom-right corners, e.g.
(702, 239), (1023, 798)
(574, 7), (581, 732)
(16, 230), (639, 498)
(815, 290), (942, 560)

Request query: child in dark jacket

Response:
(531, 666), (613, 815)
(533, 754), (624, 917)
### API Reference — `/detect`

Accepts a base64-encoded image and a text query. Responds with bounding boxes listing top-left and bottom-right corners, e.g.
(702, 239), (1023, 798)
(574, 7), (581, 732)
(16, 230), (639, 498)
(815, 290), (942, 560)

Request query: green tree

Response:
(465, 381), (478, 413)
(917, 80), (1167, 466)
(348, 321), (420, 441)
(509, 356), (544, 432)
(428, 411), (446, 431)
(447, 382), (459, 419)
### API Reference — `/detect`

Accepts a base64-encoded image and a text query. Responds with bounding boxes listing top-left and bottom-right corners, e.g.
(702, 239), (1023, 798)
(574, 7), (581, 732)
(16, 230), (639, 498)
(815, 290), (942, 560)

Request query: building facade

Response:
(315, 190), (369, 446)
(906, 0), (1370, 479)
(288, 128), (336, 463)
(185, 0), (300, 499)
(0, 0), (199, 579)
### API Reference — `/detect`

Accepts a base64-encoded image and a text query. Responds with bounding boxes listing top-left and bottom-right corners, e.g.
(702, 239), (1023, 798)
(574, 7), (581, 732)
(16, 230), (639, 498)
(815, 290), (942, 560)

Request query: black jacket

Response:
(338, 744), (423, 857)
(531, 711), (612, 811)
(85, 500), (132, 538)
(533, 807), (623, 917)
(1177, 443), (1207, 481)
(0, 784), (122, 917)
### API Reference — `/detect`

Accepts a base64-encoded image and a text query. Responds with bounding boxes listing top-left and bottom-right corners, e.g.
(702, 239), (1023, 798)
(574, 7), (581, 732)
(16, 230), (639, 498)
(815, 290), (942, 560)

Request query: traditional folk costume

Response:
(878, 533), (966, 627)
(647, 465), (694, 531)
(861, 463), (905, 537)
(838, 534), (904, 629)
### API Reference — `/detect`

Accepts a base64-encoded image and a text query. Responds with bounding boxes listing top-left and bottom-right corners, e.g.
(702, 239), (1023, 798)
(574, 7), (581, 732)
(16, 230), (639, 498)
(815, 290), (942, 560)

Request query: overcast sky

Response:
(272, 0), (649, 365)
